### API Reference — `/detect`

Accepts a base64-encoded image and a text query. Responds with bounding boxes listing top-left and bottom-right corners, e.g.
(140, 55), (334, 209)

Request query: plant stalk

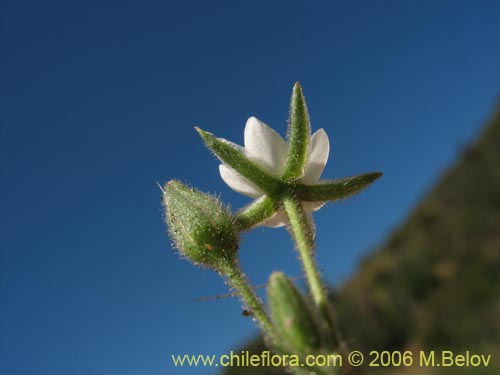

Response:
(221, 261), (275, 342)
(283, 197), (339, 350)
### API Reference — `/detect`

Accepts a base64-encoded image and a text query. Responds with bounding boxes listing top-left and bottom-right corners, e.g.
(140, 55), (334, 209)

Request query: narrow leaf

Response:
(282, 82), (311, 181)
(268, 272), (323, 355)
(296, 172), (383, 202)
(196, 127), (279, 193)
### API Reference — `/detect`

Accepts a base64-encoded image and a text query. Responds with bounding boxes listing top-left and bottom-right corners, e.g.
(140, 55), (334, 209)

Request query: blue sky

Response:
(2, 1), (500, 374)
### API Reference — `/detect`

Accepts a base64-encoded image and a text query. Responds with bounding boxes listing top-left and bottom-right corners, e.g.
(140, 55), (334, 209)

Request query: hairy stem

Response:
(221, 261), (323, 375)
(221, 261), (275, 342)
(283, 197), (339, 350)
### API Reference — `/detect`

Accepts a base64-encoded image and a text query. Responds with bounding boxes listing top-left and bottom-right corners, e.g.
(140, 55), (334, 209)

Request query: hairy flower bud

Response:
(267, 272), (323, 355)
(162, 180), (239, 270)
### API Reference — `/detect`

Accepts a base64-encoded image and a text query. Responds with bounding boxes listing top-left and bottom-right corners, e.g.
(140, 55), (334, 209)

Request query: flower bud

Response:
(267, 272), (323, 355)
(162, 180), (239, 270)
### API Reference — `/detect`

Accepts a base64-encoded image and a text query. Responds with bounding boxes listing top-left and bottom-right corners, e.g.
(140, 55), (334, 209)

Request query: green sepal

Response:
(195, 127), (280, 194)
(267, 272), (323, 356)
(282, 82), (311, 181)
(162, 180), (239, 271)
(234, 196), (278, 231)
(296, 172), (383, 202)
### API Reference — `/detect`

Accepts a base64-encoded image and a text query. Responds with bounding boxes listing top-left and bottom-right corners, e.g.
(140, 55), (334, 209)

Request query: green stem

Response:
(282, 197), (339, 350)
(222, 263), (316, 375)
(220, 261), (275, 343)
(234, 196), (277, 232)
(221, 261), (322, 375)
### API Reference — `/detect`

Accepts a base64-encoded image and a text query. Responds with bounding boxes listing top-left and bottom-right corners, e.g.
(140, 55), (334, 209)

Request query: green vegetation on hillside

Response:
(224, 103), (500, 375)
(332, 103), (500, 374)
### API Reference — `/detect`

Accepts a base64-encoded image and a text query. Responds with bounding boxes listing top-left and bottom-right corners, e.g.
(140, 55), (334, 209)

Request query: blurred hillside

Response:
(224, 102), (500, 375)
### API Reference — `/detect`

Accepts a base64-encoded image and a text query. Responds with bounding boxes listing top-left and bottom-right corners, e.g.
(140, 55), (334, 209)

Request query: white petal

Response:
(301, 129), (330, 183)
(219, 164), (264, 198)
(303, 201), (326, 212)
(260, 208), (288, 228)
(244, 117), (287, 177)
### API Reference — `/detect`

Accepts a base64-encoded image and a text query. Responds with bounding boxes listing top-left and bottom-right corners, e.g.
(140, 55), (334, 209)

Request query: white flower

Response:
(218, 117), (330, 228)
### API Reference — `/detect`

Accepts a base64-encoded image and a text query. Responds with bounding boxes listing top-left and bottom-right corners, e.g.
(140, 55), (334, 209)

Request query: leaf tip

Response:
(371, 171), (383, 181)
